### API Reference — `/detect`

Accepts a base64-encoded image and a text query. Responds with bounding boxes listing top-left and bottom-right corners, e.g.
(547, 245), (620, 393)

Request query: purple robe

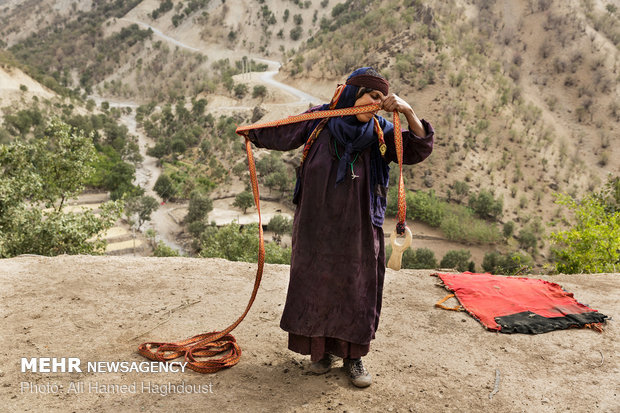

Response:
(249, 116), (434, 360)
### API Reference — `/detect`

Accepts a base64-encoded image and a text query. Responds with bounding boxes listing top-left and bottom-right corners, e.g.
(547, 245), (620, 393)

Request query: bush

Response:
(268, 215), (293, 236)
(406, 190), (445, 227)
(252, 85), (267, 99)
(185, 190), (213, 224)
(153, 240), (180, 257)
(550, 191), (620, 273)
(234, 83), (248, 99)
(483, 251), (533, 274)
(199, 222), (291, 264)
(503, 221), (515, 238)
(440, 249), (473, 272)
(468, 189), (503, 220)
(402, 247), (438, 269)
(290, 26), (303, 41)
(154, 174), (176, 201)
(517, 228), (538, 254)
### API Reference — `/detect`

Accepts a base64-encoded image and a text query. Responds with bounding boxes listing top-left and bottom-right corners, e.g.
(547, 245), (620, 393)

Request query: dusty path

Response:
(86, 96), (186, 254)
(0, 255), (617, 412)
(86, 18), (325, 255)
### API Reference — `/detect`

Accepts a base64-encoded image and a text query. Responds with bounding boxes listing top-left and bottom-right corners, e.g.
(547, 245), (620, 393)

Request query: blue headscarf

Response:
(316, 67), (393, 183)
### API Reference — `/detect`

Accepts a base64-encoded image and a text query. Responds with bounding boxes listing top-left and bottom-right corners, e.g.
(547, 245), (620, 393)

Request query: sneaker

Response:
(309, 353), (335, 375)
(343, 358), (372, 388)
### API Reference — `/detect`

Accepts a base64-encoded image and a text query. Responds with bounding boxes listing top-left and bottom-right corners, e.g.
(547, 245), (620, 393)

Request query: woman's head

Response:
(346, 67), (389, 123)
(346, 67), (389, 97)
(329, 67), (390, 123)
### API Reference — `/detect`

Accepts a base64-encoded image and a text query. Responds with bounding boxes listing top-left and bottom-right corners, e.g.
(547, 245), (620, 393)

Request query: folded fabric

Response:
(434, 272), (608, 334)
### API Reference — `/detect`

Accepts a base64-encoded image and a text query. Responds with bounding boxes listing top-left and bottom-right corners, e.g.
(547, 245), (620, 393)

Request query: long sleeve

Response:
(383, 119), (434, 165)
(247, 118), (317, 152)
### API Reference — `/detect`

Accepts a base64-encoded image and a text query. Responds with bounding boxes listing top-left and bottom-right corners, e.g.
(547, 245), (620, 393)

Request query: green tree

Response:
(125, 195), (159, 230)
(550, 193), (620, 273)
(503, 221), (515, 238)
(402, 247), (438, 269)
(199, 222), (290, 264)
(185, 190), (213, 224)
(440, 249), (473, 272)
(0, 118), (122, 257)
(234, 83), (249, 99)
(252, 85), (267, 99)
(268, 215), (293, 236)
(468, 189), (503, 220)
(35, 119), (96, 211)
(233, 191), (254, 214)
(154, 174), (176, 201)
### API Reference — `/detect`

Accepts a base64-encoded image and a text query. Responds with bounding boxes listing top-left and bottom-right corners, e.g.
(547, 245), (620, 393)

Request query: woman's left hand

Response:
(381, 93), (413, 115)
(382, 93), (426, 137)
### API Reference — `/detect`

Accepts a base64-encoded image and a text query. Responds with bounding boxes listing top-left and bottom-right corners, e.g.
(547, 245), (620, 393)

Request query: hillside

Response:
(0, 0), (618, 271)
(0, 255), (618, 412)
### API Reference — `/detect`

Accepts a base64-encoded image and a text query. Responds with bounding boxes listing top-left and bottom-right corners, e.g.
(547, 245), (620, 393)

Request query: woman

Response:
(246, 67), (434, 387)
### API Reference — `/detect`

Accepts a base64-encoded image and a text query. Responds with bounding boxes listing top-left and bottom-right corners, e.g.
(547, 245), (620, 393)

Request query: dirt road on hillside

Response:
(1, 256), (617, 412)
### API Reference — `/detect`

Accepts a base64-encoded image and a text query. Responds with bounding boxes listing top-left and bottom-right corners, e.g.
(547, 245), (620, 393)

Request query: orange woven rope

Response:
(137, 137), (265, 374)
(235, 103), (381, 133)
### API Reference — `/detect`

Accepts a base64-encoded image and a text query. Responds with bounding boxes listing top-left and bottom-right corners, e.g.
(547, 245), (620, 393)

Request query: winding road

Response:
(94, 18), (322, 255)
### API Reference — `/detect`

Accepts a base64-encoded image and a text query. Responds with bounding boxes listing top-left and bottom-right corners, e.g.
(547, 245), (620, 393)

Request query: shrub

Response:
(483, 251), (533, 274)
(407, 190), (445, 227)
(252, 85), (267, 99)
(440, 249), (473, 272)
(517, 227), (538, 254)
(154, 174), (176, 201)
(234, 83), (248, 99)
(550, 191), (620, 273)
(185, 190), (213, 224)
(199, 222), (291, 264)
(268, 215), (293, 236)
(402, 247), (438, 269)
(153, 240), (180, 257)
(503, 221), (515, 238)
(290, 26), (303, 40)
(468, 189), (503, 220)
(233, 191), (254, 213)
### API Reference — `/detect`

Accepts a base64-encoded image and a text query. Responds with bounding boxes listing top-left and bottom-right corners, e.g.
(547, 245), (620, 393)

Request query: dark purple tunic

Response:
(249, 117), (434, 360)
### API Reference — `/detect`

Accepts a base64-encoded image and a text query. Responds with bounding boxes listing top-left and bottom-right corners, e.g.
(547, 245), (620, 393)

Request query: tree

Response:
(440, 249), (473, 272)
(468, 189), (503, 220)
(550, 192), (620, 274)
(402, 247), (438, 269)
(234, 83), (248, 99)
(185, 190), (213, 224)
(0, 118), (122, 257)
(233, 191), (254, 214)
(452, 180), (469, 203)
(503, 221), (515, 238)
(199, 222), (290, 264)
(154, 174), (176, 201)
(34, 119), (96, 211)
(252, 85), (267, 99)
(268, 215), (293, 237)
(125, 195), (159, 230)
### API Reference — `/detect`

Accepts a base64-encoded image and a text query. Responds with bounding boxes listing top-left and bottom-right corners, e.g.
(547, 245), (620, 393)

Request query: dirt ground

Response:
(0, 255), (617, 413)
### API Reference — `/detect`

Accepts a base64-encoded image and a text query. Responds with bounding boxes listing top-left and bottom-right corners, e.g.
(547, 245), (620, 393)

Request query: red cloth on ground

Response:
(435, 272), (607, 333)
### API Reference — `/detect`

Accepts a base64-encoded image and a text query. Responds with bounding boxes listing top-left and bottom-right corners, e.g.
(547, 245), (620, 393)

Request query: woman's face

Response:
(353, 89), (385, 123)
